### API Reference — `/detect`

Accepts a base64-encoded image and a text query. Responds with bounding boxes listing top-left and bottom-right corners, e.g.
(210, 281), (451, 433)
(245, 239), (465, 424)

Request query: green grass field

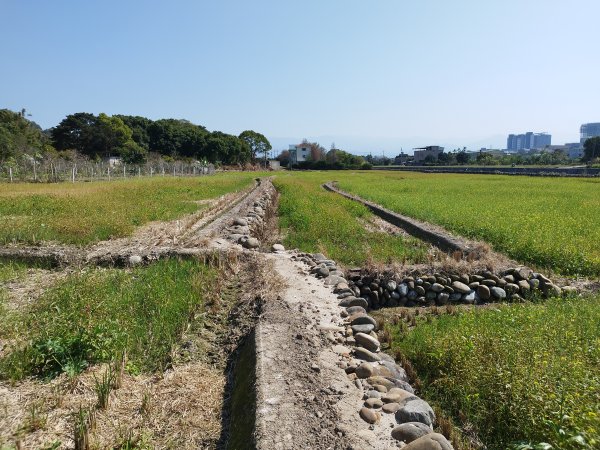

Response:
(273, 172), (431, 266)
(0, 259), (217, 380)
(390, 297), (600, 450)
(333, 171), (600, 276)
(0, 173), (257, 245)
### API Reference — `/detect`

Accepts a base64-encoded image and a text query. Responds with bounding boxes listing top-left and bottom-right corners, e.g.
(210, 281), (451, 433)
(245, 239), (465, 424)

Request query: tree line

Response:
(0, 108), (271, 168)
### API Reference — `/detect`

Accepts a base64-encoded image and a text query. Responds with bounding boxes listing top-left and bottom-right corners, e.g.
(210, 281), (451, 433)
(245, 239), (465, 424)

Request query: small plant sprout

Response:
(74, 407), (96, 450)
(94, 365), (114, 409)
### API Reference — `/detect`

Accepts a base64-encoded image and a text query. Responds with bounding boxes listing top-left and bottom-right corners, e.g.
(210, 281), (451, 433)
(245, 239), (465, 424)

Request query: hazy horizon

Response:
(2, 0), (598, 154)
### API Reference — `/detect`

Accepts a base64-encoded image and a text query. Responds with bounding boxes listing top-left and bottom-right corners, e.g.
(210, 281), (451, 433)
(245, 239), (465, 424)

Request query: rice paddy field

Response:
(0, 172), (258, 245)
(275, 171), (600, 277)
(334, 171), (600, 277)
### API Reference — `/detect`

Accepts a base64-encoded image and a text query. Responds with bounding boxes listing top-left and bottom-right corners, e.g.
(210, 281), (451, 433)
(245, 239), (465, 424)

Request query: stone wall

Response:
(338, 267), (576, 310)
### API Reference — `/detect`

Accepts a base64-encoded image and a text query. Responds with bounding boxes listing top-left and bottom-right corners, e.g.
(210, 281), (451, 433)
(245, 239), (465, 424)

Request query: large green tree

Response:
(148, 119), (207, 158)
(456, 150), (470, 164)
(51, 112), (97, 154)
(119, 140), (147, 164)
(51, 112), (138, 159)
(239, 130), (271, 162)
(583, 136), (600, 162)
(207, 132), (251, 165)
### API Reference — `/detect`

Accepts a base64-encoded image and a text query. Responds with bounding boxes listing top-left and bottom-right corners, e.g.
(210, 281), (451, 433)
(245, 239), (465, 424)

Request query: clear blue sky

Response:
(2, 0), (598, 154)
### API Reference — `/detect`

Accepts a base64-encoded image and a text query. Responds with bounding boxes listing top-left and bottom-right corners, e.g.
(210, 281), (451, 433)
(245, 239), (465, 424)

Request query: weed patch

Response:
(0, 259), (218, 380)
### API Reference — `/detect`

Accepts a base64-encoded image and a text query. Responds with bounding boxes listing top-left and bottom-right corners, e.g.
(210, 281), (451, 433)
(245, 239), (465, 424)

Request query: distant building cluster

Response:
(503, 122), (600, 159)
(506, 132), (551, 151)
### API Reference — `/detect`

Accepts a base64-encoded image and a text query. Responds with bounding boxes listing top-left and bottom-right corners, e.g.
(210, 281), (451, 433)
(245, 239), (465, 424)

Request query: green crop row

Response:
(390, 297), (600, 450)
(273, 172), (431, 267)
(0, 258), (217, 380)
(0, 173), (258, 245)
(335, 171), (600, 276)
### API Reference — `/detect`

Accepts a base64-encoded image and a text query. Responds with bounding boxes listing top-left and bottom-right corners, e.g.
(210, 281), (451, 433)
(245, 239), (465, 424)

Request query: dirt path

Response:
(253, 251), (399, 450)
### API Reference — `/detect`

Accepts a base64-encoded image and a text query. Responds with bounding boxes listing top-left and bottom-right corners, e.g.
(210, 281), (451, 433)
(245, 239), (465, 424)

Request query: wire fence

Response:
(0, 158), (216, 183)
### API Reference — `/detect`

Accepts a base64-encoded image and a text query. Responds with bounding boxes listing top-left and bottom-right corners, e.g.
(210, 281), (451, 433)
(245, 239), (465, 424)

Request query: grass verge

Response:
(0, 258), (218, 380)
(273, 172), (431, 266)
(0, 173), (257, 245)
(390, 297), (600, 450)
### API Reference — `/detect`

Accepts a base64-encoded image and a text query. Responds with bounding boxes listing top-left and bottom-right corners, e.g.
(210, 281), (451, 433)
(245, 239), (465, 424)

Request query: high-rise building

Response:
(534, 133), (551, 148)
(507, 134), (516, 150)
(506, 132), (551, 151)
(580, 123), (600, 144)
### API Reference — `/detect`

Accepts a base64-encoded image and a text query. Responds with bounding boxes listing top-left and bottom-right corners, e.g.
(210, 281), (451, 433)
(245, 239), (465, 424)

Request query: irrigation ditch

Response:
(0, 176), (593, 449)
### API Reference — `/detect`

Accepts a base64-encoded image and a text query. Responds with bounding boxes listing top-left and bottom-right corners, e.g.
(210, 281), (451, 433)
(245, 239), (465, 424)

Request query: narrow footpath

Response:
(254, 251), (399, 449)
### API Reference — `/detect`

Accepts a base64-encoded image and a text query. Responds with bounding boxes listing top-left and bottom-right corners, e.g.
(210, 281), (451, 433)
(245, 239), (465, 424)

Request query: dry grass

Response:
(0, 361), (224, 449)
(1, 268), (71, 313)
(355, 239), (516, 284)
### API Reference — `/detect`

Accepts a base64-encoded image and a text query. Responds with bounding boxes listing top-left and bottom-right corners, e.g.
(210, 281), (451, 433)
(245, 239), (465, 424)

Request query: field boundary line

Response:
(323, 181), (476, 255)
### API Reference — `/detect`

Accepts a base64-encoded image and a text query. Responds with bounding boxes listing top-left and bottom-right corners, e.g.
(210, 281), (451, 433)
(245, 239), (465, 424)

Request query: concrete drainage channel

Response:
(323, 182), (471, 255)
(225, 330), (259, 449)
(214, 181), (453, 448)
